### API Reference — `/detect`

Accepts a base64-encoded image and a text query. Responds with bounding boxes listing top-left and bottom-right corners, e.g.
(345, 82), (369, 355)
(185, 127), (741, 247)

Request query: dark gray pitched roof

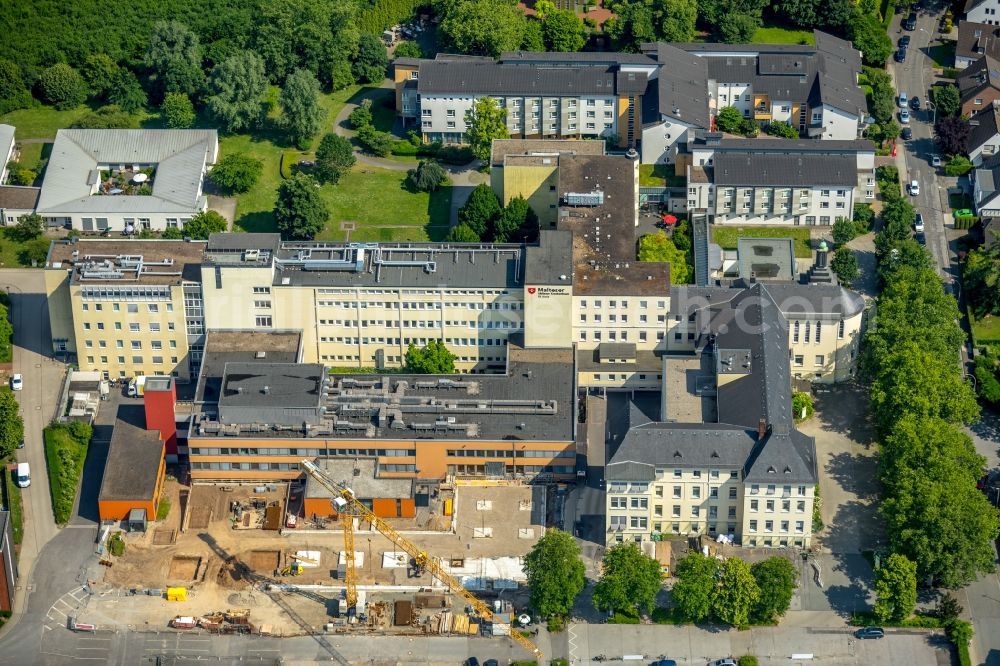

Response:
(499, 51), (656, 66)
(418, 60), (619, 96)
(607, 423), (758, 476)
(645, 44), (711, 128)
(957, 22), (1000, 63)
(714, 152), (859, 187)
(743, 427), (817, 484)
(958, 55), (1000, 104)
(707, 138), (875, 153)
(669, 283), (866, 319)
(968, 105), (1000, 152)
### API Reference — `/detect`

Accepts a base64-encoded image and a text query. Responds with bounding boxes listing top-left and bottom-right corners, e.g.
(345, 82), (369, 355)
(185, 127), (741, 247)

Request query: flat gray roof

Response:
(418, 59), (620, 96)
(219, 362), (325, 408)
(304, 458), (414, 501)
(195, 330), (302, 404)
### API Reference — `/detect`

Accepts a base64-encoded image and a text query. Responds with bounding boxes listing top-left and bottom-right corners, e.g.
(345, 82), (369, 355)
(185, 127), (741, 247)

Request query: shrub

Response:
(209, 153), (263, 193)
(280, 151), (297, 179)
(108, 531), (125, 557)
(942, 67), (960, 79)
(792, 392), (814, 420)
(156, 496), (171, 521)
(406, 160), (448, 192)
(546, 615), (567, 632)
(38, 63), (87, 109)
(437, 144), (476, 165)
(349, 99), (373, 129)
(738, 658), (759, 666)
(610, 610), (641, 624)
(8, 167), (37, 187)
(390, 140), (420, 156)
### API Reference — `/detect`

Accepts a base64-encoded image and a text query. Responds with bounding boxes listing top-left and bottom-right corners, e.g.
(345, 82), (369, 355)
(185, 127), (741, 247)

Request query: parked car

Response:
(931, 155), (942, 167)
(483, 661), (499, 666)
(650, 661), (678, 666)
(904, 12), (917, 30)
(914, 212), (924, 232)
(15, 462), (30, 488)
(909, 180), (920, 195)
(916, 231), (926, 244)
(901, 126), (913, 140)
(899, 108), (910, 124)
(464, 659), (480, 666)
(898, 92), (908, 108)
(895, 47), (907, 63)
(16, 438), (24, 449)
(856, 626), (886, 639)
(910, 96), (921, 111)
(707, 660), (738, 666)
(898, 35), (911, 48)
(10, 373), (22, 391)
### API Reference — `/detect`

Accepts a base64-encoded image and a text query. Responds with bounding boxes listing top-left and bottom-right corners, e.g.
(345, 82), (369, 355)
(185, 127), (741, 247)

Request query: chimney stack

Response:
(757, 417), (767, 440)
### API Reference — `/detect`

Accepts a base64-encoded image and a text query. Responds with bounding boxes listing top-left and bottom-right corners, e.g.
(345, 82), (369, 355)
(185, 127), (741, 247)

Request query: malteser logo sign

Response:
(526, 286), (570, 298)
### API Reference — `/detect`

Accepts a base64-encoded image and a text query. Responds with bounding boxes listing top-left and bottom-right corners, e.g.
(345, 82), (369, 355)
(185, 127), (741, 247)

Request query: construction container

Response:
(170, 616), (196, 629)
(166, 587), (187, 602)
(443, 498), (453, 516)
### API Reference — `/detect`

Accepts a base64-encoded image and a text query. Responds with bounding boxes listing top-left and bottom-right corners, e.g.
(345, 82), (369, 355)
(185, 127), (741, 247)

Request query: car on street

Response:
(650, 661), (678, 666)
(464, 659), (480, 666)
(10, 373), (22, 391)
(899, 108), (910, 123)
(901, 126), (913, 140)
(16, 438), (24, 449)
(898, 35), (911, 48)
(707, 660), (738, 666)
(914, 212), (924, 232)
(483, 660), (499, 666)
(909, 180), (920, 195)
(895, 47), (907, 63)
(916, 231), (926, 244)
(904, 12), (917, 29)
(855, 626), (886, 639)
(910, 95), (921, 110)
(931, 155), (942, 167)
(898, 92), (908, 107)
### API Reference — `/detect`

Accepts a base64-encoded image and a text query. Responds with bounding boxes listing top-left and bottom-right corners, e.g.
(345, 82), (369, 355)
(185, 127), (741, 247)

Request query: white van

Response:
(15, 462), (30, 488)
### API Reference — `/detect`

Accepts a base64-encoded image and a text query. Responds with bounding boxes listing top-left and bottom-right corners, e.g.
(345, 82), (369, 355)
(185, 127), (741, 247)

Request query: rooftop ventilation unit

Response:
(565, 191), (604, 206)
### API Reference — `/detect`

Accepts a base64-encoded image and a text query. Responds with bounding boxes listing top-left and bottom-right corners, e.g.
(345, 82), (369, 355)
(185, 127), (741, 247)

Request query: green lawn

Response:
(927, 41), (956, 69)
(0, 105), (92, 140)
(1, 470), (23, 545)
(949, 192), (973, 210)
(751, 25), (815, 45)
(972, 313), (1000, 345)
(43, 422), (92, 525)
(712, 226), (814, 258)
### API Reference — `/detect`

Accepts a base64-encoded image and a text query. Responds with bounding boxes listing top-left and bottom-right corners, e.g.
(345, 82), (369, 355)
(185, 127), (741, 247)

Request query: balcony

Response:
(753, 107), (772, 121)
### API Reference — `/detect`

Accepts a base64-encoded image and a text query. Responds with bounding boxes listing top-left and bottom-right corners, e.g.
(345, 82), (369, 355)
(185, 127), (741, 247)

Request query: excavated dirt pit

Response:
(249, 550), (281, 572)
(168, 556), (202, 580)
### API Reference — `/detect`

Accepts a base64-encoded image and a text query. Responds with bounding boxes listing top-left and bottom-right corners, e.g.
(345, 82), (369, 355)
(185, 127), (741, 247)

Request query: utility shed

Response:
(98, 405), (166, 522)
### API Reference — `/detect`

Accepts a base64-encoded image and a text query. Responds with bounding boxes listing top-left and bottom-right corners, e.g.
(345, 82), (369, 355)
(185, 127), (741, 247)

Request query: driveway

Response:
(0, 269), (71, 640)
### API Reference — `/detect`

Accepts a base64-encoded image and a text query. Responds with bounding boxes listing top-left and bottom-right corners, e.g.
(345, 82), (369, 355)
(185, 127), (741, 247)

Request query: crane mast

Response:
(301, 459), (542, 659)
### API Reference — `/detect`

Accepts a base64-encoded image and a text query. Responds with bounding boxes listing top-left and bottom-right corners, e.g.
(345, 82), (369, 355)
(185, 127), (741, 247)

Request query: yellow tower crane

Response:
(301, 459), (542, 660)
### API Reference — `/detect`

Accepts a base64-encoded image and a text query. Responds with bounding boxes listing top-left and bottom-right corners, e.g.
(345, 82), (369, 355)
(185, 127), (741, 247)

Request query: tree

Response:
(393, 41), (424, 59)
(492, 196), (538, 242)
(932, 84), (961, 118)
(162, 92), (196, 128)
(672, 552), (718, 622)
(534, 0), (557, 19)
(465, 97), (510, 162)
(935, 592), (963, 622)
(0, 389), (24, 460)
(38, 63), (87, 110)
(182, 210), (229, 239)
(715, 106), (745, 134)
(207, 53), (268, 133)
(330, 59), (355, 91)
(0, 59), (32, 114)
(458, 184), (502, 238)
(353, 34), (389, 84)
(144, 20), (205, 99)
(543, 10), (587, 52)
(963, 242), (1000, 317)
(440, 0), (527, 56)
(406, 160), (449, 192)
(658, 0), (698, 42)
(280, 69), (323, 149)
(712, 558), (760, 628)
(935, 115), (971, 156)
(750, 557), (797, 623)
(522, 20), (546, 51)
(71, 105), (138, 130)
(447, 224), (481, 242)
(638, 231), (693, 283)
(765, 121), (799, 138)
(8, 213), (43, 243)
(831, 249), (860, 285)
(7, 167), (36, 187)
(719, 13), (761, 44)
(832, 217), (860, 246)
(404, 339), (457, 373)
(356, 124), (392, 156)
(0, 304), (10, 363)
(850, 13), (893, 66)
(606, 2), (656, 52)
(349, 99), (373, 129)
(874, 553), (917, 622)
(522, 529), (586, 618)
(314, 133), (356, 185)
(107, 69), (147, 113)
(944, 155), (974, 177)
(82, 54), (118, 98)
(866, 67), (897, 125)
(274, 174), (329, 240)
(592, 543), (662, 616)
(209, 153), (263, 193)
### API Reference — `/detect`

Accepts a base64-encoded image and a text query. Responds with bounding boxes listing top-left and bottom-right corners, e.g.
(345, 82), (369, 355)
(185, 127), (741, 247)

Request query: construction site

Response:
(86, 472), (546, 644)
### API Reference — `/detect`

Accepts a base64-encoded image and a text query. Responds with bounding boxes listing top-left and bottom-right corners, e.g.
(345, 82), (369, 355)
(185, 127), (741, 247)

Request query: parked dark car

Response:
(916, 232), (926, 244)
(901, 126), (913, 140)
(895, 47), (907, 63)
(856, 626), (886, 639)
(898, 35), (911, 48)
(650, 661), (678, 666)
(904, 12), (917, 30)
(910, 95), (921, 110)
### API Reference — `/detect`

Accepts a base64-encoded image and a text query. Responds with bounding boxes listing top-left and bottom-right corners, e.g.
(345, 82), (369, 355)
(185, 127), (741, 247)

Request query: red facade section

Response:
(143, 380), (177, 456)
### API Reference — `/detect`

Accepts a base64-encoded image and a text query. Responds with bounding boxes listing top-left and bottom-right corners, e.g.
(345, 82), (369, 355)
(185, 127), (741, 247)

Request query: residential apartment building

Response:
(605, 284), (818, 548)
(44, 238), (207, 381)
(35, 129), (218, 232)
(397, 52), (652, 147)
(185, 331), (577, 483)
(968, 105), (1000, 165)
(686, 137), (876, 226)
(640, 31), (866, 164)
(956, 23), (1000, 68)
(965, 0), (1000, 26)
(957, 55), (1000, 116)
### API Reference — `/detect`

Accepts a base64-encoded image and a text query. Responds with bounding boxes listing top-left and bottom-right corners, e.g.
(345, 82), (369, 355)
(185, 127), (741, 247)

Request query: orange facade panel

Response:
(371, 498), (399, 518)
(304, 497), (338, 519)
(99, 499), (157, 522)
(399, 499), (416, 518)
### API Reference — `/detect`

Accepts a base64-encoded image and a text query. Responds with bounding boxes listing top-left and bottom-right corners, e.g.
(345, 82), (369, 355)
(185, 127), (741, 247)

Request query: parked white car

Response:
(10, 373), (22, 391)
(909, 180), (920, 196)
(898, 91), (908, 107)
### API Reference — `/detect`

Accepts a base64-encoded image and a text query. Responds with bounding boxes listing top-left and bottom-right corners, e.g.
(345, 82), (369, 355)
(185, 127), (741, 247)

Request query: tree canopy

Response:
(206, 52), (267, 133)
(314, 133), (357, 185)
(750, 557), (797, 623)
(712, 557), (760, 628)
(39, 63), (88, 109)
(464, 97), (510, 162)
(492, 196), (539, 243)
(672, 552), (717, 622)
(274, 174), (329, 240)
(162, 92), (196, 128)
(593, 542), (662, 615)
(0, 389), (24, 460)
(439, 0), (527, 57)
(458, 183), (502, 238)
(522, 529), (586, 618)
(638, 231), (693, 284)
(935, 116), (971, 156)
(931, 84), (961, 118)
(874, 551), (918, 622)
(209, 153), (263, 193)
(144, 20), (204, 100)
(963, 241), (1000, 318)
(542, 10), (587, 52)
(353, 34), (389, 84)
(280, 69), (323, 149)
(406, 160), (449, 193)
(404, 340), (457, 373)
(850, 12), (893, 65)
(182, 210), (229, 239)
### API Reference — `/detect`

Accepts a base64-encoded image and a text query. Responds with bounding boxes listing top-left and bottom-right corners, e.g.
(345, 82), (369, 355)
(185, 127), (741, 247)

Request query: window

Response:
(610, 497), (627, 509)
(630, 516), (648, 529)
(749, 520), (758, 532)
(673, 469), (682, 478)
(815, 321), (822, 342)
(765, 520), (774, 531)
(793, 320), (799, 343)
(129, 323), (140, 333)
(750, 500), (758, 511)
(255, 316), (272, 327)
(797, 500), (806, 512)
(131, 341), (142, 350)
(149, 323), (160, 332)
(691, 506), (699, 517)
(254, 300), (272, 308)
(127, 304), (138, 313)
(630, 497), (648, 509)
(692, 487), (701, 499)
(673, 486), (682, 498)
(148, 304), (158, 313)
(782, 500), (790, 512)
(798, 485), (807, 496)
(838, 319), (845, 339)
(815, 354), (824, 366)
(766, 500), (774, 512)
(253, 287), (271, 294)
(728, 487), (737, 499)
(672, 505), (681, 517)
(794, 355), (804, 366)
(795, 520), (804, 533)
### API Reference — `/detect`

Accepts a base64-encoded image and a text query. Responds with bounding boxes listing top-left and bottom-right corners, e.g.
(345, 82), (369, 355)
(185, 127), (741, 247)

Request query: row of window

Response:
(445, 449), (573, 458)
(579, 330), (661, 342)
(317, 301), (523, 311)
(749, 499), (808, 513)
(317, 320), (522, 330)
(589, 373), (662, 382)
(580, 313), (668, 324)
(86, 355), (179, 365)
(794, 354), (826, 367)
(320, 336), (508, 347)
(190, 447), (414, 457)
(792, 320), (844, 344)
(319, 354), (504, 364)
(80, 302), (174, 313)
(748, 519), (806, 533)
(316, 288), (513, 297)
(83, 339), (178, 350)
(578, 299), (666, 310)
(447, 464), (575, 475)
